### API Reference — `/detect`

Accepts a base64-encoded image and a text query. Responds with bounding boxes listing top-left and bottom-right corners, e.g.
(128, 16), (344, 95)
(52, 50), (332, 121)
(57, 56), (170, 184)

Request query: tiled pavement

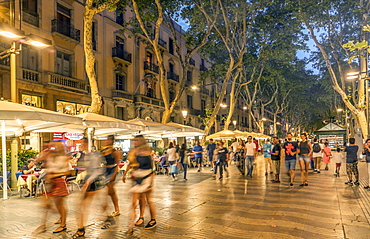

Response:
(1, 155), (370, 239)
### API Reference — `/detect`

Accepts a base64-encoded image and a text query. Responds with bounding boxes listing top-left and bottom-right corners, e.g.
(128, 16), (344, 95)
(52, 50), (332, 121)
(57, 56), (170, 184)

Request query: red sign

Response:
(53, 132), (64, 141)
(64, 133), (84, 140)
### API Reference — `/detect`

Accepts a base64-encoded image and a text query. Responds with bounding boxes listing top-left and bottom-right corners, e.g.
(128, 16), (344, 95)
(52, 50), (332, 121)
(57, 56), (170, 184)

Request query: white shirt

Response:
(167, 148), (177, 162)
(332, 151), (345, 164)
(231, 141), (239, 153)
(245, 142), (256, 156)
(312, 143), (324, 158)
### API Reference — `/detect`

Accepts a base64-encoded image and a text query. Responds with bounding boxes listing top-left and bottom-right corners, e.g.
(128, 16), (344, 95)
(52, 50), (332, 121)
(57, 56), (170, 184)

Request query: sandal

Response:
(126, 228), (134, 234)
(54, 218), (61, 224)
(109, 211), (120, 217)
(70, 228), (85, 238)
(101, 216), (115, 229)
(144, 219), (157, 229)
(135, 217), (144, 226)
(53, 225), (67, 233)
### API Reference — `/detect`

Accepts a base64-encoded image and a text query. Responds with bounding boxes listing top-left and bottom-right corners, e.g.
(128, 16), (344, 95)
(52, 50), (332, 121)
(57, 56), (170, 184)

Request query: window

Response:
(56, 51), (72, 77)
(116, 106), (125, 120)
(22, 45), (38, 71)
(92, 21), (97, 50)
(116, 9), (124, 25)
(169, 90), (175, 102)
(201, 100), (206, 111)
(186, 70), (192, 82)
(115, 73), (126, 91)
(201, 58), (205, 67)
(169, 38), (174, 54)
(23, 0), (37, 14)
(56, 101), (90, 115)
(187, 95), (193, 108)
(146, 52), (153, 64)
(169, 63), (174, 73)
(22, 94), (41, 107)
(57, 4), (71, 36)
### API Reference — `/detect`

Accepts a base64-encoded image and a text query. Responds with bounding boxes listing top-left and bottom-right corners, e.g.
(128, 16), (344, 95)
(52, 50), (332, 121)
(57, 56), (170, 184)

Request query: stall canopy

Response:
(0, 101), (83, 200)
(161, 122), (205, 137)
(127, 118), (179, 132)
(206, 130), (244, 140)
(314, 123), (346, 147)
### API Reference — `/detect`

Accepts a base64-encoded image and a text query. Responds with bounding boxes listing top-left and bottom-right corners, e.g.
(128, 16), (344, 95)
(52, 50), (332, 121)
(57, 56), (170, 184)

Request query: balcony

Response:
(189, 108), (201, 116)
(22, 69), (40, 83)
(112, 47), (132, 65)
(51, 19), (80, 43)
(47, 72), (89, 94)
(200, 65), (208, 71)
(0, 56), (10, 66)
(22, 11), (39, 27)
(144, 61), (159, 74)
(200, 87), (209, 95)
(190, 58), (195, 66)
(135, 94), (164, 107)
(112, 90), (134, 101)
(167, 72), (179, 82)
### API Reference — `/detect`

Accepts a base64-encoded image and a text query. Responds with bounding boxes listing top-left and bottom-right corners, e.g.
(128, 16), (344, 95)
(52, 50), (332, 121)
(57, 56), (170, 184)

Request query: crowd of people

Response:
(18, 131), (370, 237)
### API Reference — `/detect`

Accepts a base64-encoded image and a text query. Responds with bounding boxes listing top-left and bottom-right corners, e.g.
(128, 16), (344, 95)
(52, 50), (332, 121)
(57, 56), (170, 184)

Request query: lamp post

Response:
(0, 25), (51, 103)
(181, 110), (188, 125)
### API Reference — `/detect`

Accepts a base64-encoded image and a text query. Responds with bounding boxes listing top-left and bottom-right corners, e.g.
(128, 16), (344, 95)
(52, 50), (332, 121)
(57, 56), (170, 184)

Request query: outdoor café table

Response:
(16, 173), (40, 192)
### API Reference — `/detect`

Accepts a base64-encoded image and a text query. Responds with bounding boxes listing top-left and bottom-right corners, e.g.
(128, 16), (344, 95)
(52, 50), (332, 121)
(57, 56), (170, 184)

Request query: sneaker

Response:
(354, 181), (360, 186)
(197, 169), (200, 172)
(289, 183), (293, 188)
(345, 181), (353, 185)
(364, 186), (370, 189)
(314, 169), (317, 172)
(317, 170), (320, 173)
(144, 220), (156, 229)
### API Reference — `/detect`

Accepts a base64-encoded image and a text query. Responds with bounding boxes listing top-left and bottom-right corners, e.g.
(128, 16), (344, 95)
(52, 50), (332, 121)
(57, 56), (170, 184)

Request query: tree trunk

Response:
(223, 79), (237, 130)
(84, 9), (102, 114)
(273, 113), (277, 135)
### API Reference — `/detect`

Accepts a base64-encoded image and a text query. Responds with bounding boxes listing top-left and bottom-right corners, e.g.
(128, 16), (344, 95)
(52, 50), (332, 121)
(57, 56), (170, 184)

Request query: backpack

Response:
(313, 143), (321, 153)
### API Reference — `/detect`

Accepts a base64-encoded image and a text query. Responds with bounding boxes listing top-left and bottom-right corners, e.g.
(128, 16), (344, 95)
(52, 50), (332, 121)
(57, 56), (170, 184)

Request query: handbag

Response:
(170, 164), (179, 174)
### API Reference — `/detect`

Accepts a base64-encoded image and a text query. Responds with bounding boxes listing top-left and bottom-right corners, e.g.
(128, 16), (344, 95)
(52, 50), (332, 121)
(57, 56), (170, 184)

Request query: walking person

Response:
(245, 136), (256, 177)
(322, 142), (332, 171)
(332, 147), (344, 177)
(101, 135), (122, 227)
(70, 138), (105, 238)
(235, 140), (246, 175)
(270, 137), (281, 183)
(298, 133), (312, 186)
(282, 133), (298, 187)
(179, 143), (189, 180)
(123, 135), (156, 234)
(213, 141), (229, 180)
(193, 141), (204, 172)
(363, 139), (370, 189)
(206, 139), (217, 171)
(263, 139), (273, 175)
(167, 142), (178, 180)
(344, 138), (360, 186)
(312, 138), (324, 173)
(33, 141), (71, 234)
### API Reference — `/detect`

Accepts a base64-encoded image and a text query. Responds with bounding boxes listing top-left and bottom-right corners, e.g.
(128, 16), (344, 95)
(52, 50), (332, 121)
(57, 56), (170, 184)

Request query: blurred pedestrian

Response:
(332, 147), (344, 177)
(123, 135), (156, 234)
(206, 139), (216, 170)
(101, 135), (122, 229)
(179, 143), (189, 180)
(363, 139), (370, 189)
(269, 137), (281, 183)
(263, 139), (273, 175)
(167, 142), (177, 180)
(213, 141), (229, 180)
(312, 138), (324, 173)
(70, 138), (105, 238)
(245, 136), (256, 177)
(322, 142), (332, 170)
(235, 140), (246, 175)
(298, 133), (312, 186)
(282, 133), (298, 187)
(33, 141), (71, 234)
(193, 141), (204, 172)
(344, 138), (360, 186)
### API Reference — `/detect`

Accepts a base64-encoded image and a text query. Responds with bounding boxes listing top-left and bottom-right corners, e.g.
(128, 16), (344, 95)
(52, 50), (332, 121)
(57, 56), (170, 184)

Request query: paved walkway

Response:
(1, 155), (370, 239)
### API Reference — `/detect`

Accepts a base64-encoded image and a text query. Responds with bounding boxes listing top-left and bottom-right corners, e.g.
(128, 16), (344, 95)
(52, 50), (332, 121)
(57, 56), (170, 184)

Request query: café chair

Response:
(66, 169), (81, 192)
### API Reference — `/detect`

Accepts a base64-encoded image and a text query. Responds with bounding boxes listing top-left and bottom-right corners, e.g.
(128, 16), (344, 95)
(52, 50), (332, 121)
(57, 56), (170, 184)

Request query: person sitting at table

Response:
(21, 159), (35, 175)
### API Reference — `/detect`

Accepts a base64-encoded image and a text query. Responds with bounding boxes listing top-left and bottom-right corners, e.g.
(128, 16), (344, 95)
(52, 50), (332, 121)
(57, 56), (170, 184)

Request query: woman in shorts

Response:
(298, 133), (312, 186)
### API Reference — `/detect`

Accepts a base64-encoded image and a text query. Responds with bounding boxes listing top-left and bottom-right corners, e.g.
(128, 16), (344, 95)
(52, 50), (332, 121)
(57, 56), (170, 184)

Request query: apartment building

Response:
(0, 0), (218, 132)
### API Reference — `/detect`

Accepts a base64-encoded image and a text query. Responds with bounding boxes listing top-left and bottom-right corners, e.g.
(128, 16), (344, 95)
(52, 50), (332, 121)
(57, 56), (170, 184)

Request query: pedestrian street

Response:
(1, 155), (370, 239)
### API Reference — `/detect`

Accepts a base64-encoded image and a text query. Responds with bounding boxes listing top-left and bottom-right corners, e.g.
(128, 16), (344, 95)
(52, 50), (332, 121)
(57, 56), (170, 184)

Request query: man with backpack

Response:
(312, 138), (324, 173)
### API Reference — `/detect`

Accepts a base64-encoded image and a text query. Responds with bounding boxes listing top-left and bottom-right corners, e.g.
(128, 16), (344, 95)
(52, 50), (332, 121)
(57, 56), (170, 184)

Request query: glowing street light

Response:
(262, 117), (267, 121)
(243, 106), (247, 110)
(220, 103), (227, 108)
(191, 86), (198, 90)
(337, 108), (343, 112)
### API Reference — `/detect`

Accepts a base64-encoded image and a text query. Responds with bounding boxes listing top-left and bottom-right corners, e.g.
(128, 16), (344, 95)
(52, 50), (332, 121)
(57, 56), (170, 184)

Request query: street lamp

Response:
(181, 110), (188, 125)
(0, 25), (51, 103)
(220, 103), (227, 108)
(243, 106), (247, 110)
(262, 117), (267, 121)
(232, 120), (237, 130)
